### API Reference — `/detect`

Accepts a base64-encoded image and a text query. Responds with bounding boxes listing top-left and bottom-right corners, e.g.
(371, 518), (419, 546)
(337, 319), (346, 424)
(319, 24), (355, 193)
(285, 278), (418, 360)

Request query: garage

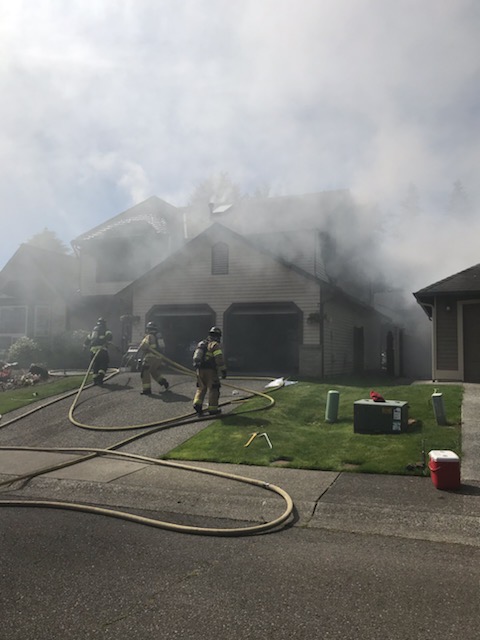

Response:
(224, 302), (302, 375)
(147, 304), (215, 367)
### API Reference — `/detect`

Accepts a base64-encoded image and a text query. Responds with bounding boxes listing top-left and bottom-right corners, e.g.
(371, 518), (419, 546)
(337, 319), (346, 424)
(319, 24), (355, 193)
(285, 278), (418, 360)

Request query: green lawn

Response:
(165, 380), (463, 476)
(0, 376), (88, 415)
(0, 374), (463, 477)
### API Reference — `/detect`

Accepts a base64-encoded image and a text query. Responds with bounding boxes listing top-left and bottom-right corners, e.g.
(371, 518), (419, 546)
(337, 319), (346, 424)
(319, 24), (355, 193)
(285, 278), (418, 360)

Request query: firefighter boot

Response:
(193, 404), (203, 415)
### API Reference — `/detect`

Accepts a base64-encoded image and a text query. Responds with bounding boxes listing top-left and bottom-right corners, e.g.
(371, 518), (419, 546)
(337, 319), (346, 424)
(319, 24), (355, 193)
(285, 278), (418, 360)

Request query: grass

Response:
(0, 374), (463, 477)
(165, 379), (463, 476)
(0, 376), (88, 415)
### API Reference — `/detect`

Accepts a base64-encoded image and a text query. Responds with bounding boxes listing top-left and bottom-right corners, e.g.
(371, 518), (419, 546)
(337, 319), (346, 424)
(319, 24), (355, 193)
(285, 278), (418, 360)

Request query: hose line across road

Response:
(0, 354), (294, 536)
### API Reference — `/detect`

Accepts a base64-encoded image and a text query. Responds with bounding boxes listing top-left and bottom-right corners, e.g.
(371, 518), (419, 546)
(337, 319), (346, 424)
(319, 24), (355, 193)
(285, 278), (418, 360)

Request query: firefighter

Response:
(192, 326), (227, 416)
(138, 321), (169, 395)
(83, 317), (113, 386)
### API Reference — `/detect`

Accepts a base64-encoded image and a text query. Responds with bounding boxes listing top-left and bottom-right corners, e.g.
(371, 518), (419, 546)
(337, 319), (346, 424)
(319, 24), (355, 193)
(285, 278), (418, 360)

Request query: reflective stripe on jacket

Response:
(201, 339), (225, 370)
(85, 329), (112, 352)
(139, 334), (163, 361)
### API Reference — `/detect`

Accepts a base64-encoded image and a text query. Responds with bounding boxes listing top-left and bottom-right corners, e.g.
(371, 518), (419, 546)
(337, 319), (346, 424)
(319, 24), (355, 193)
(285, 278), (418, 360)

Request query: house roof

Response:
(0, 244), (78, 300)
(209, 190), (354, 234)
(71, 196), (180, 247)
(414, 263), (480, 297)
(413, 263), (480, 319)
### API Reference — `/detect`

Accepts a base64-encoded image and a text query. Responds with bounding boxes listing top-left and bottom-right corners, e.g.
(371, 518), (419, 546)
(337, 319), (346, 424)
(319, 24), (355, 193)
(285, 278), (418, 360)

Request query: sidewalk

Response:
(1, 449), (479, 546)
(461, 383), (480, 481)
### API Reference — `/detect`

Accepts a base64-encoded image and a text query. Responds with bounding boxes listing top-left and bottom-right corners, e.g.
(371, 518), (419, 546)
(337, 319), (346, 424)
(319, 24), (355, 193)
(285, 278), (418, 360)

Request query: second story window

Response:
(212, 242), (229, 275)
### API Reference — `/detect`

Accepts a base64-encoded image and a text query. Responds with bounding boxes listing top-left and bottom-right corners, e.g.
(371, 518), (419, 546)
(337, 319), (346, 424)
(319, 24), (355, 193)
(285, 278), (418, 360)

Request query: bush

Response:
(6, 337), (43, 368)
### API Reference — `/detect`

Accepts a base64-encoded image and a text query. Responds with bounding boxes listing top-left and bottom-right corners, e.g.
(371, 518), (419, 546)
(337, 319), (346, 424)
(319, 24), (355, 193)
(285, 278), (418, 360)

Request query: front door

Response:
(463, 303), (480, 382)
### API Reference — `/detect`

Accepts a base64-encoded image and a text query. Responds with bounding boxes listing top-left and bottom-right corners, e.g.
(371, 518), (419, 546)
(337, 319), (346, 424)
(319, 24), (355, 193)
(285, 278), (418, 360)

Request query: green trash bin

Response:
(325, 390), (339, 423)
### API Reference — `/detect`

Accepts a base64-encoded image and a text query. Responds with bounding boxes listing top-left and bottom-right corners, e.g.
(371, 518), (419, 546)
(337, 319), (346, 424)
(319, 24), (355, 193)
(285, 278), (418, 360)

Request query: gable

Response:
(119, 222), (323, 295)
(72, 196), (182, 248)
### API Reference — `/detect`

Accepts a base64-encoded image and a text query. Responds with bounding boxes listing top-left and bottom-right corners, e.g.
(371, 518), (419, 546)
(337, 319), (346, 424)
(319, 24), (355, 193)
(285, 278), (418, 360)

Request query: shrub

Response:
(6, 337), (43, 368)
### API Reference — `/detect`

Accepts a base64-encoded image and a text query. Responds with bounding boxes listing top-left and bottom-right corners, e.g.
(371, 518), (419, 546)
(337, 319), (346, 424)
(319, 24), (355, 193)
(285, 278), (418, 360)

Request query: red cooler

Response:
(428, 450), (461, 490)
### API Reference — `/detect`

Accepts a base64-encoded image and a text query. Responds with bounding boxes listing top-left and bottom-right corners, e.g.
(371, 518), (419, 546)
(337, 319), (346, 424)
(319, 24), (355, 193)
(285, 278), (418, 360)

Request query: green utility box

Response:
(353, 399), (408, 434)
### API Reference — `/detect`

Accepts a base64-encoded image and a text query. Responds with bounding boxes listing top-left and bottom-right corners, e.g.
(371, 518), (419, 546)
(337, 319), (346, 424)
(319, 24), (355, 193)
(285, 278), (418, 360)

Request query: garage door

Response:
(225, 303), (301, 375)
(147, 304), (214, 367)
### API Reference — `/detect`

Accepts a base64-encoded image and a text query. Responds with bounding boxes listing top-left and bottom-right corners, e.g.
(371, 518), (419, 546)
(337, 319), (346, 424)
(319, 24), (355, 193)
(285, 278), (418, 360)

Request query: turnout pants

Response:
(141, 356), (168, 392)
(90, 349), (109, 385)
(193, 368), (221, 411)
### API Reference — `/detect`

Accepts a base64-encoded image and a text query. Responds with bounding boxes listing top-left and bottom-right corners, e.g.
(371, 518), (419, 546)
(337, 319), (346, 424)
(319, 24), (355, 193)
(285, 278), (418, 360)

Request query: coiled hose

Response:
(0, 352), (294, 536)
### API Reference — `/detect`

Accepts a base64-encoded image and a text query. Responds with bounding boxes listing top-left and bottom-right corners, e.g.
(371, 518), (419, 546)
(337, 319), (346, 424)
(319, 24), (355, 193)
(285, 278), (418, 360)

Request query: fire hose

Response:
(0, 350), (294, 536)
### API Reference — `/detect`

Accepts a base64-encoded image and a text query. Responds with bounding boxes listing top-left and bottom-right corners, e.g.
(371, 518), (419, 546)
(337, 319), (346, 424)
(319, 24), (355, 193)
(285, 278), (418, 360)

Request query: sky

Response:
(1, 0), (479, 293)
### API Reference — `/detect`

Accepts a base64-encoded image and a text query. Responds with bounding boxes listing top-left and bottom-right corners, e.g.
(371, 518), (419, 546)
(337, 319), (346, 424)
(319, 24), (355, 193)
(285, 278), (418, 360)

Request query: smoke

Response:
(0, 0), (479, 299)
(86, 152), (151, 204)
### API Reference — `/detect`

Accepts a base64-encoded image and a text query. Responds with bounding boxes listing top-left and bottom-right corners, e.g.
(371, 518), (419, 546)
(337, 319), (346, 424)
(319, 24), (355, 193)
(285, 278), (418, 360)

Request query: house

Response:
(0, 244), (78, 357)
(1, 190), (406, 376)
(414, 263), (480, 382)
(116, 222), (396, 377)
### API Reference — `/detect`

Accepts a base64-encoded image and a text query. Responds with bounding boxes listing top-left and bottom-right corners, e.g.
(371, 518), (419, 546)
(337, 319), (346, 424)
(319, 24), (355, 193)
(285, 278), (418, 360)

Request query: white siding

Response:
(128, 226), (384, 377)
(131, 232), (321, 345)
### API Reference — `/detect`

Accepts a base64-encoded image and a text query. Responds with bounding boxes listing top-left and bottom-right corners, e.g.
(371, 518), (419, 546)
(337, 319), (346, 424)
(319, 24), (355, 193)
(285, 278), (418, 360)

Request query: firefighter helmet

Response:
(209, 326), (222, 338)
(96, 317), (106, 325)
(146, 321), (158, 333)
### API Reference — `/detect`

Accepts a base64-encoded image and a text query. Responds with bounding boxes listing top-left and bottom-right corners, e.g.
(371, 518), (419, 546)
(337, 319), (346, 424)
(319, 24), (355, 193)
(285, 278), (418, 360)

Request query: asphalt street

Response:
(0, 370), (479, 639)
(2, 506), (480, 640)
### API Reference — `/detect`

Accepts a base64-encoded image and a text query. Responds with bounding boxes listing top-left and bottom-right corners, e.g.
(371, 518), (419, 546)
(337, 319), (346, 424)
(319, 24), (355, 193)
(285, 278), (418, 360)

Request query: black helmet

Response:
(146, 321), (158, 333)
(209, 326), (222, 338)
(96, 317), (106, 325)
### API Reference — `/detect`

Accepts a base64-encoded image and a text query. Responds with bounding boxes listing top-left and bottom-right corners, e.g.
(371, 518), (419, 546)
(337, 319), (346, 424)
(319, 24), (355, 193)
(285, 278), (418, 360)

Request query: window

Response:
(212, 242), (229, 275)
(34, 306), (51, 337)
(0, 306), (27, 335)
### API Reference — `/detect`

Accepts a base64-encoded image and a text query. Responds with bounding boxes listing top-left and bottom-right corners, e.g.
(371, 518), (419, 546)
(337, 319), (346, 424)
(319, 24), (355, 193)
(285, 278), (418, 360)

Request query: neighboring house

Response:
(117, 222), (396, 377)
(0, 244), (78, 357)
(414, 263), (480, 382)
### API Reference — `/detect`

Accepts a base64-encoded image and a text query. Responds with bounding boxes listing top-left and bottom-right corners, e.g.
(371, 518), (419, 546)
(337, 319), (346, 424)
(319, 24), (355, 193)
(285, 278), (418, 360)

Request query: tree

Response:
(187, 172), (243, 208)
(26, 228), (70, 254)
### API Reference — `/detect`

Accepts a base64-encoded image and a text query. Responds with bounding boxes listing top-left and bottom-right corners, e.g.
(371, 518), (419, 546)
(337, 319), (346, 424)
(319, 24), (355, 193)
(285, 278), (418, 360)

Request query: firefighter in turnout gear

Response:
(138, 322), (169, 395)
(83, 317), (113, 386)
(192, 326), (227, 416)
